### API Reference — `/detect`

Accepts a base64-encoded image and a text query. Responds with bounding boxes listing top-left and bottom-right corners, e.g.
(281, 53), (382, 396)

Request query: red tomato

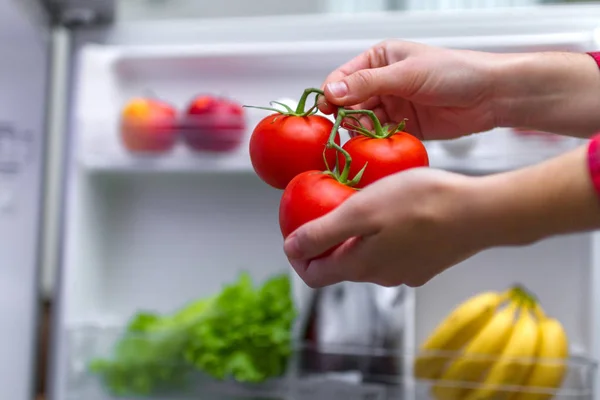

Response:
(279, 170), (356, 256)
(250, 115), (340, 190)
(339, 132), (429, 188)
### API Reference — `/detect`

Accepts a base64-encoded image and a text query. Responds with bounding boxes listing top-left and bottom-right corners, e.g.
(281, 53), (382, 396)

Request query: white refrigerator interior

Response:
(55, 4), (600, 399)
(0, 1), (48, 399)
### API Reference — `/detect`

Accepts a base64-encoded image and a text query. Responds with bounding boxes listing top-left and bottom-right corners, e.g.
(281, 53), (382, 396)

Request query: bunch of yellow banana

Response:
(413, 285), (569, 400)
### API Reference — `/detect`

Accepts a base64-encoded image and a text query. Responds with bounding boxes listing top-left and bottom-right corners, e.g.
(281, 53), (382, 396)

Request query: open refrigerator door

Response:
(0, 0), (51, 399)
(51, 4), (600, 400)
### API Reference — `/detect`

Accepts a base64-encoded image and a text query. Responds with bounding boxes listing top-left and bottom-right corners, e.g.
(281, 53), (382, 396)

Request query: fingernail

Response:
(326, 81), (348, 98)
(284, 234), (303, 259)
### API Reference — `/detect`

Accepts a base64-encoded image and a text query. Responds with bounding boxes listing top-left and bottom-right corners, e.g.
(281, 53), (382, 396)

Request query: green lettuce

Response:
(184, 273), (296, 383)
(88, 272), (296, 396)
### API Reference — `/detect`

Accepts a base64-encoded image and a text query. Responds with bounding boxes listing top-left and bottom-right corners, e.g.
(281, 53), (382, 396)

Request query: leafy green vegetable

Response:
(89, 298), (213, 396)
(184, 273), (296, 383)
(89, 272), (296, 397)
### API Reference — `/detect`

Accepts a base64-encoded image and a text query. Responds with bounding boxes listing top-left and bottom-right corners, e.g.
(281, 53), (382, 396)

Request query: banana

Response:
(511, 315), (569, 400)
(414, 290), (507, 380)
(431, 301), (519, 400)
(463, 305), (540, 400)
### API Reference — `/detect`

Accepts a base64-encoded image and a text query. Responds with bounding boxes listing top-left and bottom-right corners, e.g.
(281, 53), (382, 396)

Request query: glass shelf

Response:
(63, 324), (597, 400)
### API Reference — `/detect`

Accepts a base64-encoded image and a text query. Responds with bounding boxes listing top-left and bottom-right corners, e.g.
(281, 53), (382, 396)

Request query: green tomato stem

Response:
(334, 142), (352, 182)
(382, 119), (407, 139)
(270, 101), (294, 113)
(328, 144), (341, 175)
(343, 116), (379, 138)
(327, 110), (342, 147)
(348, 162), (368, 187)
(341, 109), (387, 138)
(242, 105), (286, 114)
(304, 104), (319, 116)
(328, 110), (353, 183)
(244, 88), (325, 117)
(295, 88), (325, 115)
(322, 149), (332, 173)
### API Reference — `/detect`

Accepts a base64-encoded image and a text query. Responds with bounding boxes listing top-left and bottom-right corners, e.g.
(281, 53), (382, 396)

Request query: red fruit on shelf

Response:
(120, 97), (178, 154)
(182, 95), (246, 153)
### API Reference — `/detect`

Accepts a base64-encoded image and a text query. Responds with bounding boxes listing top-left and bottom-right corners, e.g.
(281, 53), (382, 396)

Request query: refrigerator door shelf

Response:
(62, 324), (596, 400)
(78, 123), (584, 176)
(427, 129), (585, 175)
(75, 35), (591, 176)
(404, 0), (541, 10)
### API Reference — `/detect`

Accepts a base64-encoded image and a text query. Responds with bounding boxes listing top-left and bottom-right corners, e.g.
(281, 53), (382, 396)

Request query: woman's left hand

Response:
(282, 168), (492, 288)
(283, 145), (600, 289)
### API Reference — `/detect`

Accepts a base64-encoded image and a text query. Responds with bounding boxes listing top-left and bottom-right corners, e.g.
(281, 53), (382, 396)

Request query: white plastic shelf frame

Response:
(62, 326), (596, 400)
(75, 34), (590, 175)
(58, 9), (600, 400)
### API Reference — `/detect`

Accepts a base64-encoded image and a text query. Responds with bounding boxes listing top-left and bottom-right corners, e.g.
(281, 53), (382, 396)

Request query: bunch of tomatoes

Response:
(247, 88), (430, 251)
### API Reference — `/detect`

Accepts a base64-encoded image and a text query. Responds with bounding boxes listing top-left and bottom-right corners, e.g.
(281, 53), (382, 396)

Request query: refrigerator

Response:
(4, 1), (600, 399)
(0, 0), (50, 399)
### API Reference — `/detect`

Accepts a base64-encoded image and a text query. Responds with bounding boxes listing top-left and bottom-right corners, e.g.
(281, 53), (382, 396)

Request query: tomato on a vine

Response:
(279, 171), (356, 238)
(249, 86), (430, 256)
(339, 111), (429, 188)
(279, 169), (365, 258)
(247, 89), (341, 190)
(278, 108), (367, 257)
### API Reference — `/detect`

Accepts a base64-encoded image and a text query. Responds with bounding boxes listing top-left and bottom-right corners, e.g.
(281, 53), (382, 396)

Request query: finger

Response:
(324, 64), (403, 107)
(319, 40), (424, 112)
(319, 77), (382, 115)
(323, 43), (392, 89)
(290, 237), (360, 288)
(283, 198), (380, 261)
(305, 235), (406, 288)
(318, 46), (389, 114)
(353, 96), (381, 113)
(318, 71), (346, 115)
(316, 94), (335, 115)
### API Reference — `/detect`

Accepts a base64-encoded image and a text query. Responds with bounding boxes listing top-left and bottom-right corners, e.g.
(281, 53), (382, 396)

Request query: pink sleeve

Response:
(586, 52), (600, 200)
(588, 134), (600, 200)
(588, 51), (600, 65)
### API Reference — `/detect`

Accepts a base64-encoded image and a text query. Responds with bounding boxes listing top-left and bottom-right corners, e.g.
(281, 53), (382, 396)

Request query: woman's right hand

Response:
(318, 40), (600, 140)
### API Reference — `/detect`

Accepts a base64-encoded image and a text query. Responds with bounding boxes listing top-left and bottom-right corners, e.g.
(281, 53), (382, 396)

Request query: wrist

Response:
(490, 51), (600, 137)
(468, 146), (600, 248)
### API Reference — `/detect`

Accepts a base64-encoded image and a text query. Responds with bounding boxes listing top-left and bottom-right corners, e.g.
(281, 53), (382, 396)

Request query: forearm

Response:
(491, 52), (600, 138)
(469, 145), (600, 247)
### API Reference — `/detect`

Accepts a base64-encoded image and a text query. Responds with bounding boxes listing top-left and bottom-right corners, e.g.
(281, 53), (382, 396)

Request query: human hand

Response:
(282, 144), (600, 289)
(318, 40), (503, 141)
(319, 40), (600, 139)
(282, 167), (491, 288)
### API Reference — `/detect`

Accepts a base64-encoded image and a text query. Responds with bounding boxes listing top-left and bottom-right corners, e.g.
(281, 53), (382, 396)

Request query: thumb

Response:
(324, 64), (402, 106)
(283, 201), (379, 261)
